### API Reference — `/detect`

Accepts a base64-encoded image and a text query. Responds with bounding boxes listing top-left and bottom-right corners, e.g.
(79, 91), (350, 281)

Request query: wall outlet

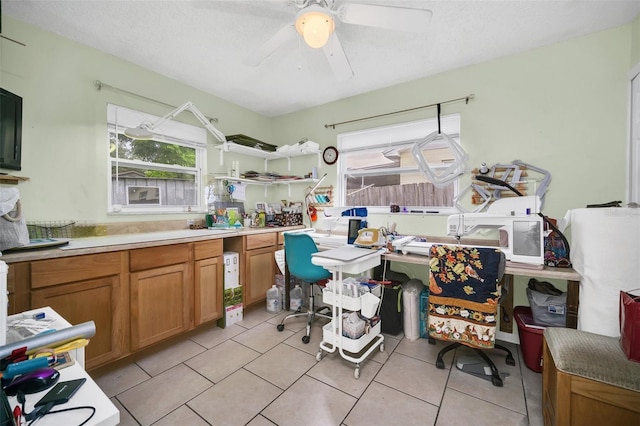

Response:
(187, 219), (194, 226)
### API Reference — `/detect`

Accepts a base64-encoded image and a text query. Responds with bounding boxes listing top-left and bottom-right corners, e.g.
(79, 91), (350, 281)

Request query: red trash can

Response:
(514, 306), (546, 373)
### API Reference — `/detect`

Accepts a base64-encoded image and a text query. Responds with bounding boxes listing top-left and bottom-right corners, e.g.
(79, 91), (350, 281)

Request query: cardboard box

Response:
(218, 252), (243, 328)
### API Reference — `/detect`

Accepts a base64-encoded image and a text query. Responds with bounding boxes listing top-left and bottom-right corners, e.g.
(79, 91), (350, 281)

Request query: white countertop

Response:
(60, 228), (238, 250)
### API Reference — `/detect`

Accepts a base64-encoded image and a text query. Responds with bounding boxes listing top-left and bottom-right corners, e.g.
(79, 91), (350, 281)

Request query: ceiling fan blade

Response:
(338, 4), (432, 33)
(244, 24), (297, 66)
(322, 33), (353, 81)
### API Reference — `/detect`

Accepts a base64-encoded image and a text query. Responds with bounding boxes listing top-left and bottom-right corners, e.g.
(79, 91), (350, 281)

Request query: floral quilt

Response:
(427, 245), (505, 349)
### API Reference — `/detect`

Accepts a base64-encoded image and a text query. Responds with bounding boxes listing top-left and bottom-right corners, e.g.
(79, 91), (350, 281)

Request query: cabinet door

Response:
(7, 262), (30, 315)
(194, 257), (223, 325)
(245, 247), (275, 307)
(31, 275), (124, 370)
(130, 263), (191, 351)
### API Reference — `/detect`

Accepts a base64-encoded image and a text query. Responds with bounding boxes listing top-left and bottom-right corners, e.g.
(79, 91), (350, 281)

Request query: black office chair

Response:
(426, 244), (515, 387)
(276, 233), (332, 343)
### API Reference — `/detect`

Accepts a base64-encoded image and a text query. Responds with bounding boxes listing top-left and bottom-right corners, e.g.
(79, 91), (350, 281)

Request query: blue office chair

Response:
(426, 244), (516, 387)
(276, 233), (332, 343)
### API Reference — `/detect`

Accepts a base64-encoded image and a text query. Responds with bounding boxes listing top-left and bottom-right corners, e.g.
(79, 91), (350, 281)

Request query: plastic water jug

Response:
(290, 285), (303, 311)
(266, 285), (281, 313)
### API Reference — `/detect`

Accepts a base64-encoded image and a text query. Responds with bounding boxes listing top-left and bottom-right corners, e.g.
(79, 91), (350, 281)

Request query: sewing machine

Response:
(447, 195), (544, 265)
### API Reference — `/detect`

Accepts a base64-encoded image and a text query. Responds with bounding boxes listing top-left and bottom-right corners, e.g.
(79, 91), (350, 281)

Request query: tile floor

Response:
(91, 306), (544, 426)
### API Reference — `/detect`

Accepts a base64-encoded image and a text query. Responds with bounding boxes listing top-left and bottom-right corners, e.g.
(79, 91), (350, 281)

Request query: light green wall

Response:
(272, 25), (633, 303)
(273, 24), (632, 237)
(631, 14), (640, 66)
(0, 15), (634, 241)
(0, 15), (272, 223)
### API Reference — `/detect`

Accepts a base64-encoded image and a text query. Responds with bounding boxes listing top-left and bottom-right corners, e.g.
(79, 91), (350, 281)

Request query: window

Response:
(107, 104), (207, 214)
(337, 114), (462, 213)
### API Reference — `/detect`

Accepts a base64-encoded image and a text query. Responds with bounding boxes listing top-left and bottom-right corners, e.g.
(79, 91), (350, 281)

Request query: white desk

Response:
(5, 308), (119, 426)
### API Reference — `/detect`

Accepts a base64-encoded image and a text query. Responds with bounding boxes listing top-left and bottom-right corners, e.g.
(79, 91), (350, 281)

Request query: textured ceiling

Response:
(3, 0), (640, 117)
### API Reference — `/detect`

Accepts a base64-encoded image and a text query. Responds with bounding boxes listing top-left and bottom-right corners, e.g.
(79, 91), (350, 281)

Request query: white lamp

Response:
(295, 5), (335, 49)
(124, 101), (226, 143)
(304, 173), (327, 227)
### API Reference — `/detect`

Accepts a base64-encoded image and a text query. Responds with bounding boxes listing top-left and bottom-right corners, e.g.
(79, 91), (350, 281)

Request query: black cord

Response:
(18, 391), (96, 426)
(472, 174), (572, 267)
(26, 406), (96, 426)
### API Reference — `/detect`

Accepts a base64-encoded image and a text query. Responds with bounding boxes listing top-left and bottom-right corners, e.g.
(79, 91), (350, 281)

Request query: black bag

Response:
(380, 285), (403, 335)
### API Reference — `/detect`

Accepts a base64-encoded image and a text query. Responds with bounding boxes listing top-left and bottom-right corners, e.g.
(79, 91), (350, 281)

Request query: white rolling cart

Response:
(312, 246), (385, 379)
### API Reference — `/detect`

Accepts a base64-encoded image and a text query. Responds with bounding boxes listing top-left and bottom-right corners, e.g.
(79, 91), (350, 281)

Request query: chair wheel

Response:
(354, 368), (360, 379)
(492, 376), (504, 387)
(428, 337), (436, 345)
(316, 350), (323, 361)
(277, 324), (285, 332)
(506, 354), (516, 366)
(435, 359), (445, 369)
(379, 343), (385, 352)
(302, 335), (310, 344)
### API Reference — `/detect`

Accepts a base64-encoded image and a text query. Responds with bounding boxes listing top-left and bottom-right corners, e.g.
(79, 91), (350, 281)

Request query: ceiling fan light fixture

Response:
(295, 6), (334, 49)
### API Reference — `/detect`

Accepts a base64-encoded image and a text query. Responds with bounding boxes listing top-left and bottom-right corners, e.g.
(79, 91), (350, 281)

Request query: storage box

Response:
(526, 288), (566, 327)
(514, 306), (545, 373)
(218, 252), (243, 328)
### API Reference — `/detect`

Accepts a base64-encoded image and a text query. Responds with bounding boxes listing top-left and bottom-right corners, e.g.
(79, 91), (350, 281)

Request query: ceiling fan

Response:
(244, 0), (433, 81)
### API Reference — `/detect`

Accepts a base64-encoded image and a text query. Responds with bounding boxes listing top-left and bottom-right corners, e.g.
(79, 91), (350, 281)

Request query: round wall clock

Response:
(323, 146), (339, 165)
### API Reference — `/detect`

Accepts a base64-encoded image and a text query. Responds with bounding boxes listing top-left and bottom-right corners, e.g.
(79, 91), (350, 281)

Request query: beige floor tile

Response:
(244, 343), (317, 389)
(436, 388), (528, 426)
(446, 347), (526, 414)
(375, 352), (450, 406)
(117, 364), (212, 426)
(344, 381), (439, 426)
(93, 362), (150, 397)
(270, 309), (331, 332)
(237, 306), (280, 329)
(308, 351), (382, 398)
(136, 338), (206, 376)
(395, 336), (455, 365)
(262, 375), (357, 426)
(246, 414), (277, 426)
(519, 347), (543, 426)
(189, 323), (246, 349)
(152, 405), (209, 426)
(232, 321), (295, 353)
(110, 397), (137, 426)
(188, 369), (281, 426)
(283, 322), (327, 355)
(185, 339), (260, 383)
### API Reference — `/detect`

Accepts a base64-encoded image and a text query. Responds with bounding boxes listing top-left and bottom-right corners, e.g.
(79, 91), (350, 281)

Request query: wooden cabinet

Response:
(7, 262), (29, 315)
(29, 252), (127, 370)
(129, 244), (192, 351)
(244, 233), (277, 307)
(194, 240), (224, 325)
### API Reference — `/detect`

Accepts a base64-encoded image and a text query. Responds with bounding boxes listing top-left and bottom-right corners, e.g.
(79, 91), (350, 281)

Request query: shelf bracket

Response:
(264, 158), (268, 172)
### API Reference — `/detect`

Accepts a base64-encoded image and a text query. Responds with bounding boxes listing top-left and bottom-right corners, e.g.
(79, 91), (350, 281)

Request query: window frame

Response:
(336, 114), (462, 214)
(106, 104), (208, 215)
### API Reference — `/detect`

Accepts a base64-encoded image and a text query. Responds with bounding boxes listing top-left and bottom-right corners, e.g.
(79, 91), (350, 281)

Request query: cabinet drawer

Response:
(194, 239), (223, 260)
(31, 252), (122, 289)
(246, 233), (276, 250)
(130, 243), (190, 272)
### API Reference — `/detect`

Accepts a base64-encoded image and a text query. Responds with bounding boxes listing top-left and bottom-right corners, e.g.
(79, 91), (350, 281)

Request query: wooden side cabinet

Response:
(30, 252), (128, 370)
(244, 233), (276, 307)
(194, 240), (224, 325)
(129, 244), (192, 351)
